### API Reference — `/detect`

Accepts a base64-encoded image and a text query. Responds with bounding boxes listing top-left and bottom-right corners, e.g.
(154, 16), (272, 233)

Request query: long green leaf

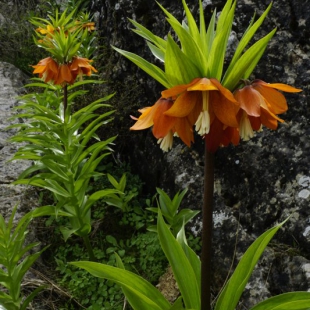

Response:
(157, 210), (200, 309)
(70, 261), (171, 310)
(214, 218), (288, 310)
(176, 224), (201, 288)
(165, 35), (200, 85)
(208, 1), (236, 79)
(146, 41), (165, 62)
(216, 0), (234, 32)
(166, 18), (207, 76)
(41, 158), (70, 182)
(224, 2), (272, 81)
(30, 205), (71, 218)
(181, 0), (200, 43)
(249, 292), (310, 310)
(112, 46), (170, 88)
(13, 178), (71, 198)
(20, 285), (47, 310)
(129, 18), (167, 50)
(222, 28), (276, 90)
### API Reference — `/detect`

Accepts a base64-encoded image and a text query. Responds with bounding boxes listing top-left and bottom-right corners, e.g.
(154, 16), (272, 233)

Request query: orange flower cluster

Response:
(32, 56), (97, 85)
(130, 78), (301, 152)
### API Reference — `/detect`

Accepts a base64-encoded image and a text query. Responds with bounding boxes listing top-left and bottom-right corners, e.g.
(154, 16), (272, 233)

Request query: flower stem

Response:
(63, 84), (68, 117)
(201, 144), (215, 310)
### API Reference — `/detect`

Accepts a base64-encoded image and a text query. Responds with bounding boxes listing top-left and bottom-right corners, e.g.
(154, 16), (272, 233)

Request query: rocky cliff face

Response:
(89, 0), (310, 308)
(0, 62), (35, 221)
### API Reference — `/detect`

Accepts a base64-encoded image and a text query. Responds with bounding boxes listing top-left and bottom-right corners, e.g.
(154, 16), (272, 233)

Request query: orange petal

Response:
(130, 104), (158, 131)
(152, 99), (175, 138)
(60, 65), (72, 82)
(234, 86), (263, 117)
(210, 78), (238, 104)
(161, 79), (199, 98)
(47, 58), (59, 73)
(187, 97), (203, 126)
(253, 84), (288, 114)
(253, 80), (302, 93)
(187, 78), (218, 91)
(210, 92), (239, 128)
(164, 91), (199, 118)
(174, 117), (194, 147)
(32, 65), (46, 74)
(260, 106), (283, 130)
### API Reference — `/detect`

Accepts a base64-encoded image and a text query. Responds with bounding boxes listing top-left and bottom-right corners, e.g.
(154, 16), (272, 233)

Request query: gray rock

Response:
(0, 62), (34, 219)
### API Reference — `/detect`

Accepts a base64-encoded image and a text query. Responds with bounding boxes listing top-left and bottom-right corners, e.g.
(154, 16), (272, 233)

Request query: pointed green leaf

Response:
(41, 158), (70, 182)
(249, 292), (310, 310)
(157, 210), (200, 309)
(83, 189), (121, 215)
(214, 218), (289, 310)
(129, 18), (167, 50)
(112, 46), (171, 88)
(216, 0), (234, 32)
(222, 28), (276, 90)
(60, 226), (78, 241)
(182, 0), (200, 43)
(146, 41), (165, 62)
(224, 2), (272, 81)
(208, 1), (236, 79)
(166, 18), (207, 76)
(165, 35), (200, 86)
(176, 224), (201, 288)
(70, 261), (171, 310)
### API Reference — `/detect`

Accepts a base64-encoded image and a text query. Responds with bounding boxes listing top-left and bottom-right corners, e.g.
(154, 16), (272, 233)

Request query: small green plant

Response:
(147, 188), (200, 236)
(54, 243), (124, 310)
(102, 173), (138, 212)
(51, 230), (167, 309)
(0, 206), (47, 310)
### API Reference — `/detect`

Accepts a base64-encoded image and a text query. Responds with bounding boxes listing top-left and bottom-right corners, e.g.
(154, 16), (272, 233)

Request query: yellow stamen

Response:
(157, 131), (173, 152)
(195, 91), (210, 135)
(240, 112), (254, 141)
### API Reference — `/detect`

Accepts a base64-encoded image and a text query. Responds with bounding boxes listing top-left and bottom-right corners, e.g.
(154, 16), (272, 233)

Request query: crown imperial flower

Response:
(234, 80), (302, 140)
(115, 0), (301, 152)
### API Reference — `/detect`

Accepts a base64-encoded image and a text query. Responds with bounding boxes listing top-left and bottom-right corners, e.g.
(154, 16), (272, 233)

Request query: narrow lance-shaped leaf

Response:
(223, 2), (273, 81)
(165, 35), (200, 85)
(112, 46), (171, 89)
(208, 1), (236, 79)
(176, 224), (201, 288)
(249, 291), (310, 310)
(70, 261), (171, 310)
(214, 218), (289, 310)
(146, 41), (165, 62)
(157, 210), (200, 309)
(181, 0), (201, 44)
(166, 18), (207, 76)
(129, 18), (167, 50)
(222, 28), (276, 90)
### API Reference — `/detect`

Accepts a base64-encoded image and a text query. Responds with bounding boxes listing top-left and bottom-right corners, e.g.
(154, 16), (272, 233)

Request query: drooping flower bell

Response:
(131, 77), (240, 152)
(234, 80), (302, 140)
(32, 57), (59, 83)
(131, 97), (194, 152)
(70, 57), (98, 81)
